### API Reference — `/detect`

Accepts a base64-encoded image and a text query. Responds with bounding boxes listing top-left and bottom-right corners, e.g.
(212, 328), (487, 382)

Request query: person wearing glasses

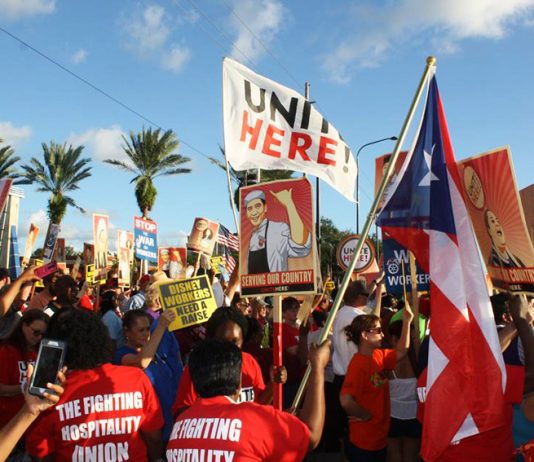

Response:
(0, 309), (49, 456)
(340, 303), (413, 462)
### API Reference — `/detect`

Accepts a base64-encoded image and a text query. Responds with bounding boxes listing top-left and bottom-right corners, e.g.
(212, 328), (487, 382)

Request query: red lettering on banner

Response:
(262, 125), (284, 158)
(240, 111), (262, 150)
(317, 136), (337, 166)
(288, 132), (312, 161)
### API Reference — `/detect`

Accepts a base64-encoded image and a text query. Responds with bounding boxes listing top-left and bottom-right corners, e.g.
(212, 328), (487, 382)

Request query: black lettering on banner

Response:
(244, 80), (265, 113)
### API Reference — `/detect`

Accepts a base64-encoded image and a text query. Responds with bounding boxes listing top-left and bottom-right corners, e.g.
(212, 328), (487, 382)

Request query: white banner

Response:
(223, 57), (357, 202)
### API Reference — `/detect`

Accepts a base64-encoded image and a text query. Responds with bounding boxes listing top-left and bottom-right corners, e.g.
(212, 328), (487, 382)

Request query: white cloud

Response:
(123, 5), (171, 56)
(161, 46), (191, 73)
(323, 0), (534, 83)
(0, 0), (55, 20)
(229, 0), (286, 62)
(0, 121), (32, 147)
(67, 126), (127, 163)
(71, 48), (88, 64)
(121, 4), (193, 73)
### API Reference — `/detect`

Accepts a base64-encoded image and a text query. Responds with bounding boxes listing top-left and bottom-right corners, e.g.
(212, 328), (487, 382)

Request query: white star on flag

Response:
(419, 146), (439, 186)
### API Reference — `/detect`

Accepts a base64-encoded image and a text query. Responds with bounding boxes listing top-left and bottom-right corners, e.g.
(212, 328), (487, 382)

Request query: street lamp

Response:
(356, 136), (398, 233)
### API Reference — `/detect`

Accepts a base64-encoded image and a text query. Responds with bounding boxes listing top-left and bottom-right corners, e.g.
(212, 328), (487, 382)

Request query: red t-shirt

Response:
(26, 363), (163, 461)
(341, 348), (397, 451)
(173, 352), (266, 414)
(281, 323), (299, 350)
(0, 345), (36, 429)
(166, 395), (310, 461)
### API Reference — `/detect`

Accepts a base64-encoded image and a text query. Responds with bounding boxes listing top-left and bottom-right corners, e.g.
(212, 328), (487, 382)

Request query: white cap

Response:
(244, 190), (266, 207)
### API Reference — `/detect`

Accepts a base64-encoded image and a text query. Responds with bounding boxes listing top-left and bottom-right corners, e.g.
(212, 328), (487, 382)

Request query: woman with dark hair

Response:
(0, 309), (49, 431)
(26, 309), (164, 461)
(172, 306), (287, 416)
(99, 290), (124, 349)
(114, 309), (178, 441)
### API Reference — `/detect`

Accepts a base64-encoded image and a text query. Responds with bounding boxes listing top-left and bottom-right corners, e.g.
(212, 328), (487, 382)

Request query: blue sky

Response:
(1, 0), (534, 251)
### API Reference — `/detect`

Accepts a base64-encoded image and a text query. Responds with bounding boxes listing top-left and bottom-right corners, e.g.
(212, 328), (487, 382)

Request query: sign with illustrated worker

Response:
(158, 275), (217, 331)
(239, 177), (316, 296)
(457, 146), (534, 293)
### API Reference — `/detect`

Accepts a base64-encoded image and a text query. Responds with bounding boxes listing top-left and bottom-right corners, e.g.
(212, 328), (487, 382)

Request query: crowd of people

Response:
(0, 261), (533, 461)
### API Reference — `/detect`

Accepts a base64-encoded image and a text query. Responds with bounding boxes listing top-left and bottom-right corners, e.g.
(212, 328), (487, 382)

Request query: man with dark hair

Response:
(43, 275), (79, 317)
(26, 309), (164, 461)
(166, 339), (330, 461)
(173, 307), (285, 413)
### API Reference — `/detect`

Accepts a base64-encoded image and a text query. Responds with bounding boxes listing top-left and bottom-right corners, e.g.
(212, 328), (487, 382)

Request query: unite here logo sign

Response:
(134, 217), (157, 262)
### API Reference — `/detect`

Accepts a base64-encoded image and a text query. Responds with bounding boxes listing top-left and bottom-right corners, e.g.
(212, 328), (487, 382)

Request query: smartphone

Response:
(35, 261), (59, 279)
(29, 339), (67, 397)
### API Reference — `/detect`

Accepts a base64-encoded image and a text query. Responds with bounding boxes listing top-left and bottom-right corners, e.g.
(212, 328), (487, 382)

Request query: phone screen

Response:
(33, 345), (63, 388)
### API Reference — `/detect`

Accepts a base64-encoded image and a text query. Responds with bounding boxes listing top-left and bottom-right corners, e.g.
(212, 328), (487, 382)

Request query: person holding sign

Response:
(166, 338), (331, 461)
(114, 309), (178, 441)
(244, 189), (311, 274)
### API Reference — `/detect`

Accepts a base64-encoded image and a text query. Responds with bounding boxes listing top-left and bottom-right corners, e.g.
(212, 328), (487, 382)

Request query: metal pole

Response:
(356, 136), (398, 234)
(291, 56), (437, 410)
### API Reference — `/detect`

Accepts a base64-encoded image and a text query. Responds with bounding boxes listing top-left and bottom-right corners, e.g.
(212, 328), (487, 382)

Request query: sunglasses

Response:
(366, 327), (383, 335)
(31, 328), (45, 337)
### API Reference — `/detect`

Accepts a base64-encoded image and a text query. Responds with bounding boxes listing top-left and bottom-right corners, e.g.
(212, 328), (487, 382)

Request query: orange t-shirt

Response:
(341, 348), (397, 451)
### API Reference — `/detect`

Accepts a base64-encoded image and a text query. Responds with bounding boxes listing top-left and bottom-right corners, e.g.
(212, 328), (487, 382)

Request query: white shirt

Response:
(332, 304), (366, 376)
(249, 219), (312, 272)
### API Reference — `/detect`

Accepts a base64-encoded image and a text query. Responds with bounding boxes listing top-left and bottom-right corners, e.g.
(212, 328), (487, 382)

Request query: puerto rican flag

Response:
(377, 75), (507, 460)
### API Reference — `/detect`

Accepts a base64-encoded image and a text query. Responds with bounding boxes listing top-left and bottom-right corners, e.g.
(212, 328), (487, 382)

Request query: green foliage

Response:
(17, 141), (92, 224)
(0, 139), (21, 180)
(104, 127), (191, 218)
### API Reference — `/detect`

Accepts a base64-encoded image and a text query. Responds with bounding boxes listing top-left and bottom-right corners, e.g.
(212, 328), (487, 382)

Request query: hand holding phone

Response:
(35, 261), (59, 279)
(29, 339), (67, 398)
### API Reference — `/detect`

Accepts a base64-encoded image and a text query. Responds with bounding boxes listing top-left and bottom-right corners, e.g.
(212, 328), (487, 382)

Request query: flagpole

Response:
(224, 159), (240, 234)
(291, 56), (437, 410)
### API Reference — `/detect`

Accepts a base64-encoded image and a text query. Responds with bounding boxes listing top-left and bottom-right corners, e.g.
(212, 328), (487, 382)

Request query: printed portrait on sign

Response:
(93, 214), (109, 270)
(239, 177), (316, 296)
(187, 218), (219, 256)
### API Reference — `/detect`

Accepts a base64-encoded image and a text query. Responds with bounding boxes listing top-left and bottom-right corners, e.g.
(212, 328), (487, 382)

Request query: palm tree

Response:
(0, 139), (21, 180)
(104, 128), (191, 218)
(18, 141), (92, 224)
(209, 146), (293, 209)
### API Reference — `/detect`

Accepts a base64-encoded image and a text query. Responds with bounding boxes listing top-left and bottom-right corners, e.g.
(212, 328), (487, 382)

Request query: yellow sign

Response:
(325, 281), (335, 292)
(158, 275), (217, 331)
(86, 264), (95, 283)
(210, 256), (223, 274)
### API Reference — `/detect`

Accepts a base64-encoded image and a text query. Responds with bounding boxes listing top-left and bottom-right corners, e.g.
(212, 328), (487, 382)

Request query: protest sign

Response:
(210, 256), (224, 274)
(158, 275), (217, 331)
(457, 147), (534, 293)
(42, 223), (60, 264)
(83, 243), (94, 266)
(8, 225), (20, 280)
(93, 214), (109, 271)
(239, 177), (316, 296)
(117, 230), (134, 262)
(134, 216), (157, 262)
(158, 247), (187, 279)
(85, 264), (95, 283)
(187, 218), (219, 256)
(382, 232), (429, 295)
(374, 152), (409, 196)
(336, 235), (375, 272)
(223, 58), (357, 202)
(22, 223), (40, 267)
(55, 238), (66, 263)
(0, 179), (11, 213)
(117, 248), (131, 286)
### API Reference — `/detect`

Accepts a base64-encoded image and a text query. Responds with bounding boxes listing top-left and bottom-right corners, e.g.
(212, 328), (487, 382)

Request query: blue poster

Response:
(134, 217), (158, 262)
(383, 237), (429, 295)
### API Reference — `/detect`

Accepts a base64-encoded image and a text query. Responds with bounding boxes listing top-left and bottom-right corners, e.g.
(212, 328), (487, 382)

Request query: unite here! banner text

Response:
(222, 57), (357, 202)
